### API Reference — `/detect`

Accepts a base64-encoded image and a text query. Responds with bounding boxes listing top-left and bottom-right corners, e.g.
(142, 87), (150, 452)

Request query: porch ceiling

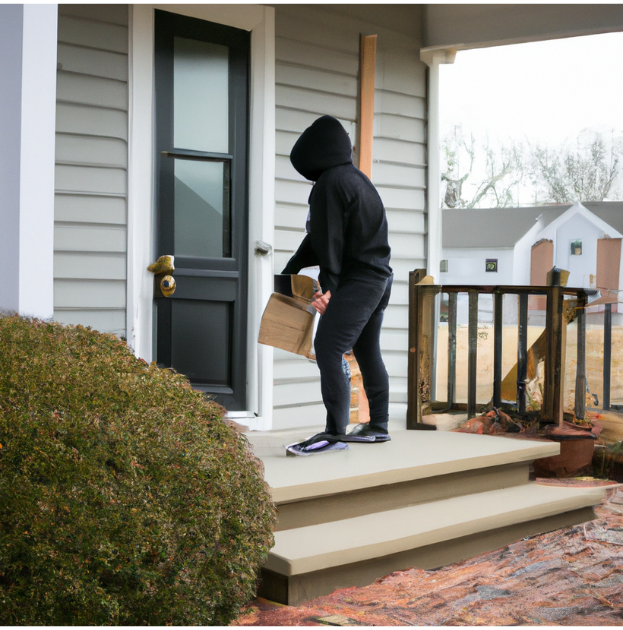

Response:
(423, 4), (623, 53)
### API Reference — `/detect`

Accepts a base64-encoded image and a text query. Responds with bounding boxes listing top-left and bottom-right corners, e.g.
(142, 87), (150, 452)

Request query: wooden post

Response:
(574, 294), (587, 420)
(517, 293), (528, 414)
(559, 304), (569, 427)
(448, 292), (457, 409)
(493, 291), (503, 408)
(604, 303), (612, 410)
(357, 34), (377, 178)
(407, 271), (419, 428)
(421, 285), (438, 416)
(467, 290), (478, 419)
(346, 33), (378, 424)
(544, 285), (564, 425)
(407, 269), (436, 430)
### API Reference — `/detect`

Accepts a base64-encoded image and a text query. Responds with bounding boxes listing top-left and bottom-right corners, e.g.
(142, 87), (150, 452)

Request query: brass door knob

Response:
(148, 255), (176, 298)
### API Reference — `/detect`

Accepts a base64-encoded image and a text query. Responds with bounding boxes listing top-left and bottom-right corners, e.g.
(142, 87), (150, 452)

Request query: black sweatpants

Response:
(314, 274), (393, 435)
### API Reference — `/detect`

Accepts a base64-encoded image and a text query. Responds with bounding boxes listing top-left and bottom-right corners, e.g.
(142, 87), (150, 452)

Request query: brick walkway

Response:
(234, 488), (623, 626)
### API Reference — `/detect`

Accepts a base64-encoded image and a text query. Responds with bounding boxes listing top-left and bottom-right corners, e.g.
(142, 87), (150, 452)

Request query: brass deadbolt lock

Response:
(160, 275), (176, 297)
(148, 255), (176, 298)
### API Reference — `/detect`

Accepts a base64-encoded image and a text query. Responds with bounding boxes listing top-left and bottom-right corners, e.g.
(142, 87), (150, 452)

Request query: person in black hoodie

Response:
(282, 115), (393, 453)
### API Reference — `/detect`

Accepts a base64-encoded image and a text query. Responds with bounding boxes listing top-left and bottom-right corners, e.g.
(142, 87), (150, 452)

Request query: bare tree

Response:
(468, 142), (524, 208)
(441, 126), (524, 208)
(441, 128), (623, 208)
(529, 132), (621, 203)
(441, 126), (475, 208)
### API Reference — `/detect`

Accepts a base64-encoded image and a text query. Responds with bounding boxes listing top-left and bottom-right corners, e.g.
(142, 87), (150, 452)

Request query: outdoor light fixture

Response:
(485, 259), (498, 272)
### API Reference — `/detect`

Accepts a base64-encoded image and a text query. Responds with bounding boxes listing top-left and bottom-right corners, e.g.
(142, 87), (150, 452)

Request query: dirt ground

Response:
(234, 487), (623, 627)
(434, 325), (623, 409)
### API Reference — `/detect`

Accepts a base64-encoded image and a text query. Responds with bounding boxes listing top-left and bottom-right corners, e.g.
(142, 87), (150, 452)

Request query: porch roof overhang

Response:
(422, 4), (623, 58)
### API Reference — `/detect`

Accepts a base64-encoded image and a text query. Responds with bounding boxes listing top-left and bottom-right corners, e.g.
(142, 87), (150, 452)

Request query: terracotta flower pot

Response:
(533, 437), (596, 478)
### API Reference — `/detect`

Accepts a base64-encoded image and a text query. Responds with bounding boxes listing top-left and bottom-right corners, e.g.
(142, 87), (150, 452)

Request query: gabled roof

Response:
(583, 201), (623, 236)
(442, 206), (561, 248)
(443, 202), (623, 248)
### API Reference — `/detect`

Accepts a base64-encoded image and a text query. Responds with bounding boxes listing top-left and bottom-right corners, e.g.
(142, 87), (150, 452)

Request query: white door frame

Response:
(127, 4), (275, 430)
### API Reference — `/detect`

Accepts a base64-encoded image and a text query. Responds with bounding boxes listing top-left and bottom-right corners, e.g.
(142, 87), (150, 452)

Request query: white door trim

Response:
(127, 4), (275, 430)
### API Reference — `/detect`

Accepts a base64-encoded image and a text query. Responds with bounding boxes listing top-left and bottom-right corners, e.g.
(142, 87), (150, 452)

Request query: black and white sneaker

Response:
(285, 432), (349, 457)
(341, 423), (391, 443)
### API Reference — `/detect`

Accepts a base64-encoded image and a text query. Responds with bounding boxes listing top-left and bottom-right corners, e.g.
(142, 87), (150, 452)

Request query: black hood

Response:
(290, 115), (353, 182)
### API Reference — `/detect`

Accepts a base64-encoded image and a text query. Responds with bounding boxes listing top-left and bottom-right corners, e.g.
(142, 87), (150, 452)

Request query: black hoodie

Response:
(282, 115), (392, 294)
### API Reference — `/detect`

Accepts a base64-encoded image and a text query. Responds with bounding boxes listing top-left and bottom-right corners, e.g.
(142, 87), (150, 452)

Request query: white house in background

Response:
(441, 201), (623, 324)
(3, 4), (623, 431)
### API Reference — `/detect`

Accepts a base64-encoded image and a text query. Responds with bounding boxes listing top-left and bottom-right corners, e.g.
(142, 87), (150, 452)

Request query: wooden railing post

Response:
(447, 292), (457, 410)
(517, 293), (529, 414)
(467, 290), (478, 419)
(604, 302), (612, 411)
(574, 293), (587, 420)
(407, 269), (437, 430)
(407, 270), (420, 429)
(544, 281), (565, 425)
(493, 291), (503, 408)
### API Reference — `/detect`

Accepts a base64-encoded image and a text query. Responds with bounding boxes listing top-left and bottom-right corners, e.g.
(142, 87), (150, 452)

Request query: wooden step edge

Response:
(265, 484), (605, 576)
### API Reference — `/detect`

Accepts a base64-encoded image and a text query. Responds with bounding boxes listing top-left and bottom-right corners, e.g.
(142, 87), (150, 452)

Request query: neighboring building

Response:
(442, 201), (623, 324)
(3, 4), (623, 431)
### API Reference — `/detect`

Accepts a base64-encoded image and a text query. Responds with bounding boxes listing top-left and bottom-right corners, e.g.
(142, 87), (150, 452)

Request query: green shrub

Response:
(0, 315), (276, 625)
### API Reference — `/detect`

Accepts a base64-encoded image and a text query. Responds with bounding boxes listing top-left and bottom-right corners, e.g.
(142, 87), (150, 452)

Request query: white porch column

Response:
(0, 4), (58, 319)
(420, 47), (455, 281)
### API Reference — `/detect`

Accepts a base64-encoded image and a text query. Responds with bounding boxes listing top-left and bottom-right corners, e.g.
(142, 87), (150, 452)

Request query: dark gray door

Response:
(154, 10), (249, 410)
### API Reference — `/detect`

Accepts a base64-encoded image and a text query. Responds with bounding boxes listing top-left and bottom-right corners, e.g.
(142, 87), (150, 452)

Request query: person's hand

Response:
(311, 290), (331, 315)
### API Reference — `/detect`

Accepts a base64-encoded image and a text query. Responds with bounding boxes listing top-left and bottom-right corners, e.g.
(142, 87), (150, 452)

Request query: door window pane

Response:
(174, 158), (231, 258)
(174, 37), (229, 153)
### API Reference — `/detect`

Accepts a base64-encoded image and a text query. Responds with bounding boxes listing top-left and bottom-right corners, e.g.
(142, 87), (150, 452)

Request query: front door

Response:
(154, 10), (249, 410)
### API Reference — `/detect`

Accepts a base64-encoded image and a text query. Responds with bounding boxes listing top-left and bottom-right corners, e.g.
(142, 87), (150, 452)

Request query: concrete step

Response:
(261, 430), (560, 505)
(274, 461), (529, 531)
(260, 483), (605, 606)
(255, 430), (605, 605)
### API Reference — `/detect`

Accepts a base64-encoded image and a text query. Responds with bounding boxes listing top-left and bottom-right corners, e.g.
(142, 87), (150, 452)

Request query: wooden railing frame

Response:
(407, 270), (596, 430)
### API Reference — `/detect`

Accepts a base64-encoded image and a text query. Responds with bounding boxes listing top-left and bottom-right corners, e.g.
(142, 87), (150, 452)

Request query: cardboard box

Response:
(258, 275), (317, 359)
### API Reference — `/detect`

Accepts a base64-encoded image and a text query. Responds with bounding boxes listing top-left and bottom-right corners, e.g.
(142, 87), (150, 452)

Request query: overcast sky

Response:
(440, 31), (623, 149)
(439, 31), (623, 205)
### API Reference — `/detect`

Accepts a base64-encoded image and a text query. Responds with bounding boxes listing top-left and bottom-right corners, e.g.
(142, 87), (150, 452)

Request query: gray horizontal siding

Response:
(56, 72), (128, 110)
(53, 309), (127, 335)
(56, 135), (128, 169)
(55, 165), (127, 195)
(272, 5), (427, 429)
(57, 14), (128, 52)
(54, 225), (126, 253)
(55, 194), (126, 224)
(56, 103), (128, 140)
(54, 279), (126, 309)
(54, 252), (126, 280)
(53, 4), (128, 337)
(57, 43), (128, 81)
